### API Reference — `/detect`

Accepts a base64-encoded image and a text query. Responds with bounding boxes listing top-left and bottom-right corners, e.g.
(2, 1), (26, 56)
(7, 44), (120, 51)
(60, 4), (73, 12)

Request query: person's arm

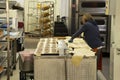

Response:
(69, 25), (86, 42)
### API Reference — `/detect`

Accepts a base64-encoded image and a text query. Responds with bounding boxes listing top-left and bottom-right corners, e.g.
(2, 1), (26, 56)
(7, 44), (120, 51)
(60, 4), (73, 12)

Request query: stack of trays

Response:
(34, 38), (58, 56)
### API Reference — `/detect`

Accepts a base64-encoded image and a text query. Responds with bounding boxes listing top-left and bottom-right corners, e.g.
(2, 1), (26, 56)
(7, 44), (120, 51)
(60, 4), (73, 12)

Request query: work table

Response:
(34, 37), (97, 80)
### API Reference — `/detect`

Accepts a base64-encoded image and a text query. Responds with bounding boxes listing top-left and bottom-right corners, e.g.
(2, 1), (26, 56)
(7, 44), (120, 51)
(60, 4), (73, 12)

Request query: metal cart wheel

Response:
(20, 71), (26, 80)
(20, 71), (34, 80)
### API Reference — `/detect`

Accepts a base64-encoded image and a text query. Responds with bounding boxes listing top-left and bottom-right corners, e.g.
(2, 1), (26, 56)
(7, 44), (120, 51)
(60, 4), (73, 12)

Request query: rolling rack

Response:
(5, 0), (11, 80)
(27, 0), (39, 37)
(0, 0), (11, 80)
(27, 1), (54, 37)
(38, 1), (54, 37)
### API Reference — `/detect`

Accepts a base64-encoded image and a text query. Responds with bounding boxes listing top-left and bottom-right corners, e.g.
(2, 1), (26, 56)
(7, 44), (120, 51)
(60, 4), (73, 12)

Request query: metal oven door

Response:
(79, 16), (107, 31)
(94, 16), (110, 53)
(94, 16), (107, 32)
(100, 33), (107, 52)
(79, 0), (108, 15)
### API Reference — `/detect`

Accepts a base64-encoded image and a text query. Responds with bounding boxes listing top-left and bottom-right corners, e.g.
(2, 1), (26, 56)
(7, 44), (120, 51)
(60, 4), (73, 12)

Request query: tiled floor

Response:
(0, 37), (110, 80)
(102, 57), (110, 80)
(1, 61), (20, 80)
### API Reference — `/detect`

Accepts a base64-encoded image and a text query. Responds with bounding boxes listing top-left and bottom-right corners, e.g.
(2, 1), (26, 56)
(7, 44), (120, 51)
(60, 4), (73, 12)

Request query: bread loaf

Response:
(41, 5), (50, 10)
(40, 18), (51, 23)
(41, 12), (50, 17)
(0, 29), (3, 37)
(43, 24), (51, 30)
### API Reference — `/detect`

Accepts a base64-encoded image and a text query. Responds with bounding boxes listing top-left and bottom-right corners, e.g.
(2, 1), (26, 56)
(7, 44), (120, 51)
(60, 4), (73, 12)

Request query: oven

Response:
(94, 16), (107, 32)
(93, 15), (110, 53)
(68, 0), (111, 53)
(79, 0), (109, 15)
(79, 16), (107, 31)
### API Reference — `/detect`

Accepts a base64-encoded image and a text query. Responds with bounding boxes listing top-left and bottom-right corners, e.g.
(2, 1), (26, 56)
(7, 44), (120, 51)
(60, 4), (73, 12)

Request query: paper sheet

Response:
(71, 55), (83, 66)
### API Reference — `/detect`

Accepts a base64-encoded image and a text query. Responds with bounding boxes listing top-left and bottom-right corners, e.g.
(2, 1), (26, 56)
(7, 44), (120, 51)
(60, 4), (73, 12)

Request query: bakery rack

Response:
(37, 1), (54, 37)
(0, 0), (11, 80)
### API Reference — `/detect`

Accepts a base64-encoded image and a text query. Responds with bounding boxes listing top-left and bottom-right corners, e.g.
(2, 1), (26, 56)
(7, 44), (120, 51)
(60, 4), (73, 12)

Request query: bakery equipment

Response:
(79, 0), (109, 15)
(68, 0), (111, 53)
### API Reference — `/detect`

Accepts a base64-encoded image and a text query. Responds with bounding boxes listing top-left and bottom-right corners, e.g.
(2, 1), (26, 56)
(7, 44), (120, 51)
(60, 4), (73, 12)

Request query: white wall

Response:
(16, 0), (24, 7)
(60, 0), (69, 17)
(110, 0), (120, 80)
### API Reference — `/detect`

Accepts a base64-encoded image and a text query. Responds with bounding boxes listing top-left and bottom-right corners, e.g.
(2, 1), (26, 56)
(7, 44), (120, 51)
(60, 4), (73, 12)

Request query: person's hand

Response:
(68, 38), (73, 43)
